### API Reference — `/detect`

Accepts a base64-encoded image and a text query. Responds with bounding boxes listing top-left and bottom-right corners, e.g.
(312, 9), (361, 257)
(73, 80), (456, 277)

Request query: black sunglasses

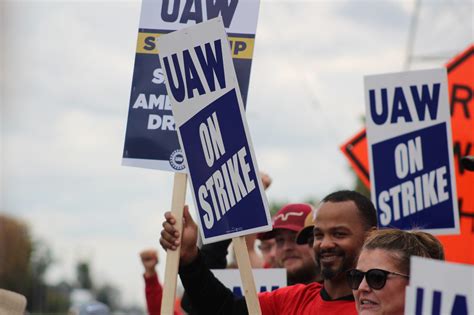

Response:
(346, 268), (409, 290)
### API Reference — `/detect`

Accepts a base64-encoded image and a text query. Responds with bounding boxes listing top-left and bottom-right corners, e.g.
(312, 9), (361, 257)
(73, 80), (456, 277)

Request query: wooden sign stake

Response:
(161, 172), (188, 315)
(233, 236), (262, 315)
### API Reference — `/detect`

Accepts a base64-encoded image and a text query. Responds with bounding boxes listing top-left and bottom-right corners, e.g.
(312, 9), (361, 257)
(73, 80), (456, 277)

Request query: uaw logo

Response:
(273, 211), (305, 224)
(169, 149), (185, 171)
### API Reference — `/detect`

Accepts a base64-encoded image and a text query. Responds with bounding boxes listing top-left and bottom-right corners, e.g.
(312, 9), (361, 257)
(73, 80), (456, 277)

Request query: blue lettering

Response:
(391, 87), (413, 123)
(369, 88), (389, 125)
(415, 287), (424, 315)
(161, 0), (180, 22)
(432, 290), (442, 315)
(194, 40), (226, 92)
(410, 83), (440, 121)
(415, 287), (469, 315)
(451, 294), (468, 315)
(183, 50), (206, 99)
(163, 54), (185, 102)
(232, 286), (243, 297)
(144, 36), (156, 51)
(180, 0), (203, 24)
(206, 0), (238, 27)
(259, 285), (280, 293)
(160, 0), (238, 27)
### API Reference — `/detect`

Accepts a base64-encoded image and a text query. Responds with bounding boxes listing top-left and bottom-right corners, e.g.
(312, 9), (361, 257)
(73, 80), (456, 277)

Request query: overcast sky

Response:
(2, 0), (473, 310)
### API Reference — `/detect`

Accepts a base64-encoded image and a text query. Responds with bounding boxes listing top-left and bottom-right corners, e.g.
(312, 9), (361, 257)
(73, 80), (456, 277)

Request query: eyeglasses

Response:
(346, 268), (409, 290)
(274, 234), (297, 248)
(258, 243), (275, 253)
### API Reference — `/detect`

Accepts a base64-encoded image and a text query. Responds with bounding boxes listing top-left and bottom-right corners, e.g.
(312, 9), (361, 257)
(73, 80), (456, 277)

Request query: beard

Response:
(287, 261), (320, 285)
(317, 247), (353, 280)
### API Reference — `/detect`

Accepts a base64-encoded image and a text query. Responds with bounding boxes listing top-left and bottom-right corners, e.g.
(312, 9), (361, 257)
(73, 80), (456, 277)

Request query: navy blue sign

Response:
(365, 69), (459, 234)
(372, 123), (454, 229)
(179, 89), (267, 238)
(122, 0), (260, 172)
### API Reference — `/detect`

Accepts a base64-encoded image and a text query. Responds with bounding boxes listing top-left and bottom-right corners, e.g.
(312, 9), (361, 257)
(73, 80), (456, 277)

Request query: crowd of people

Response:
(138, 171), (449, 315)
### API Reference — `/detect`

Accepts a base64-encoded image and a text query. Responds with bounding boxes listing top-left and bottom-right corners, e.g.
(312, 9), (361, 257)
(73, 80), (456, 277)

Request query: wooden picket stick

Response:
(161, 172), (188, 315)
(233, 236), (262, 315)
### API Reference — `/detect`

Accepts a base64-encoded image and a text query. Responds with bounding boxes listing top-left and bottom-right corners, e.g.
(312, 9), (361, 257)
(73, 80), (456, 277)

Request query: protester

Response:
(140, 249), (182, 315)
(347, 229), (445, 315)
(257, 235), (278, 268)
(140, 249), (162, 315)
(160, 190), (377, 314)
(260, 203), (320, 284)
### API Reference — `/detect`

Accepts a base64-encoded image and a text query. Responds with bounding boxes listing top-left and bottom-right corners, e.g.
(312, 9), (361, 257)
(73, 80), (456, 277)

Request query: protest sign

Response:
(212, 268), (287, 297)
(158, 18), (271, 244)
(158, 18), (270, 314)
(341, 45), (474, 263)
(405, 257), (473, 315)
(122, 0), (260, 172)
(365, 68), (459, 234)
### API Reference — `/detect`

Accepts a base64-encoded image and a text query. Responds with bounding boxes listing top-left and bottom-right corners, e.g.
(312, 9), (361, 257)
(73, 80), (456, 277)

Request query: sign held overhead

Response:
(365, 69), (459, 235)
(159, 18), (271, 244)
(122, 0), (261, 172)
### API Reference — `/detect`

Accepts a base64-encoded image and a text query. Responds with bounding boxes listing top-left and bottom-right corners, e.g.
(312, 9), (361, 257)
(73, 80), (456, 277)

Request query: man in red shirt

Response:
(160, 190), (377, 314)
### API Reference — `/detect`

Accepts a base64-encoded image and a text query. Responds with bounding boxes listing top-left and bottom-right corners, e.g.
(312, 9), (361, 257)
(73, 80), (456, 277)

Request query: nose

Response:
(357, 275), (371, 292)
(319, 235), (335, 250)
(282, 238), (296, 251)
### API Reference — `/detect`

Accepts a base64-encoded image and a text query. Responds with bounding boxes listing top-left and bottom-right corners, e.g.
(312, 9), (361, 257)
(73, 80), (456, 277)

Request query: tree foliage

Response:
(0, 213), (70, 312)
(0, 214), (32, 294)
(76, 261), (93, 290)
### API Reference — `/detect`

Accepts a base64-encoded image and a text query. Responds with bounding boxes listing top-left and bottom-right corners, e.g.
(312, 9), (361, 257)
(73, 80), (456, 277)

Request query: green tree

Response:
(76, 261), (93, 290)
(0, 213), (70, 312)
(0, 214), (32, 294)
(354, 176), (370, 199)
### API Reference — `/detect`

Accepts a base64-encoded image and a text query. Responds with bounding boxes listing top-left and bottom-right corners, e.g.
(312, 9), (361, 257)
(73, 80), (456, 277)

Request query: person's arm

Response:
(181, 238), (232, 314)
(200, 238), (232, 268)
(140, 249), (162, 315)
(144, 272), (162, 315)
(160, 206), (248, 315)
(179, 250), (248, 315)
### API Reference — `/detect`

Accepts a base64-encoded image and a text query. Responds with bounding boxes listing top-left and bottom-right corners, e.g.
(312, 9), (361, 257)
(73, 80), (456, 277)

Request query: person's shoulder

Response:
(258, 282), (324, 314)
(296, 282), (323, 296)
(262, 282), (323, 299)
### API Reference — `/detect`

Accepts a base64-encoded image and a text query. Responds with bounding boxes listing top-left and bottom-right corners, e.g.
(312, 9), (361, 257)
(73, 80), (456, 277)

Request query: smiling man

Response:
(160, 190), (377, 314)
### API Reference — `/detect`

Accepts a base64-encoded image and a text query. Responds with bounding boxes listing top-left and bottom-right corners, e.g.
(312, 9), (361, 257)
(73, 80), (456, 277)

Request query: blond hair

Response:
(362, 229), (444, 274)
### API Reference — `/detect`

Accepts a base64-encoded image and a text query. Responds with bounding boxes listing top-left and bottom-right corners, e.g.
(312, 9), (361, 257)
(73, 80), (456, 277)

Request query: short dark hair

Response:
(321, 190), (377, 230)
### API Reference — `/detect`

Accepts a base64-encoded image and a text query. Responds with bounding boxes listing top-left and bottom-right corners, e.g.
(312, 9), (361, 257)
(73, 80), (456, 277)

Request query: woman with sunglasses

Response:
(346, 229), (444, 315)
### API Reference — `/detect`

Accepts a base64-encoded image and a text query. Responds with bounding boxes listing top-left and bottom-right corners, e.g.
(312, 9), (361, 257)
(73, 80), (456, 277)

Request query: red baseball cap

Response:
(257, 203), (312, 240)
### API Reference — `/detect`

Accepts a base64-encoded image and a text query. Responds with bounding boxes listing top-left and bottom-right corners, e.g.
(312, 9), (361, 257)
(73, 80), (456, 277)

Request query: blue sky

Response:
(2, 0), (472, 309)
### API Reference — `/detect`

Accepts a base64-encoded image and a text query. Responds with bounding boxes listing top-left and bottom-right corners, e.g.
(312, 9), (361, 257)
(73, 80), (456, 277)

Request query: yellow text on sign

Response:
(136, 32), (255, 60)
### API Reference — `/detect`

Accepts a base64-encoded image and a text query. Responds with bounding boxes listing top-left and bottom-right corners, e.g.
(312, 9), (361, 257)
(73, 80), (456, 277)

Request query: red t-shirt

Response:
(258, 282), (357, 315)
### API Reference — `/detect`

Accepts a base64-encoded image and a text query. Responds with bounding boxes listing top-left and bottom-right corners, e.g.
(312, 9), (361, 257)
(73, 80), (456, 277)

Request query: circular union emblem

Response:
(169, 149), (185, 171)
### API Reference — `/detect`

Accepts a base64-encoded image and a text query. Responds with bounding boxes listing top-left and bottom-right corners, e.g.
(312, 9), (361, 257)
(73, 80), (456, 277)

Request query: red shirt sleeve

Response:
(144, 273), (182, 315)
(144, 273), (162, 315)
